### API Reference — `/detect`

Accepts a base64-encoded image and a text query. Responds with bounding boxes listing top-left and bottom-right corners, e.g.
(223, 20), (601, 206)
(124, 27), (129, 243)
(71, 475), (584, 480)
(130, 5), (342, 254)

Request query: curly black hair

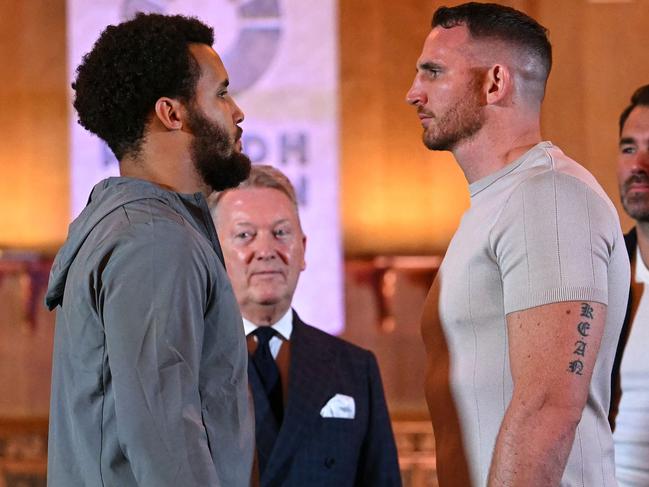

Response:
(619, 85), (649, 134)
(72, 13), (214, 160)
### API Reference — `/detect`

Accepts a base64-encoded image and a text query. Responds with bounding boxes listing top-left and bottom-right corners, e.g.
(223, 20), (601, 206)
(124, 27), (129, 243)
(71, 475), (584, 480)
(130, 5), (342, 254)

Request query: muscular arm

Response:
(487, 300), (606, 487)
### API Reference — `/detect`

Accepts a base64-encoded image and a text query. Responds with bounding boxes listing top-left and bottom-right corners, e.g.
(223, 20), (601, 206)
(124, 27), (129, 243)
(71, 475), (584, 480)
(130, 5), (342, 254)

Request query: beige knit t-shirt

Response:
(424, 142), (630, 486)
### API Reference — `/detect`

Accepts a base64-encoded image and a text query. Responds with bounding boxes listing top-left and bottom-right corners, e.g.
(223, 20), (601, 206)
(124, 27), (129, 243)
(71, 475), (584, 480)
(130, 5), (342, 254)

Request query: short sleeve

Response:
(491, 171), (616, 314)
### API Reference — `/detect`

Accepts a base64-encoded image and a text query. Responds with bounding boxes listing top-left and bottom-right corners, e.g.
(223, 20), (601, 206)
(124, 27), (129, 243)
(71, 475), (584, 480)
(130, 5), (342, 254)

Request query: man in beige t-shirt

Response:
(406, 3), (629, 486)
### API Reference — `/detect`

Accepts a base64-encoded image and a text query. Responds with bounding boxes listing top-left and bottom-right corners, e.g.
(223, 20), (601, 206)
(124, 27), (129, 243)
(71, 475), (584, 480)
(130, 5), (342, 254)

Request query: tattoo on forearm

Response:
(567, 303), (594, 376)
(573, 340), (586, 356)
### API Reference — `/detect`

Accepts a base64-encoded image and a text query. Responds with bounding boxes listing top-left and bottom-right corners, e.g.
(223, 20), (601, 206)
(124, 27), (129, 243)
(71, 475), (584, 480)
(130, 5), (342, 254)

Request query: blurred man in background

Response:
(611, 84), (649, 486)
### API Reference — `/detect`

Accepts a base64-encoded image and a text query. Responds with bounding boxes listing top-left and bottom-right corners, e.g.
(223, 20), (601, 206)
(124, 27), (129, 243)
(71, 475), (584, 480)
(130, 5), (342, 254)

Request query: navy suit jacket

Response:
(248, 311), (402, 487)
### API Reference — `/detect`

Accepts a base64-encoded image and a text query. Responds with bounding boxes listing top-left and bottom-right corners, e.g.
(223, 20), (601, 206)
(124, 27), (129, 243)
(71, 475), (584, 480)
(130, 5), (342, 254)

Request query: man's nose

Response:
(630, 150), (649, 172)
(253, 232), (276, 259)
(230, 97), (244, 124)
(406, 78), (426, 106)
(637, 149), (649, 167)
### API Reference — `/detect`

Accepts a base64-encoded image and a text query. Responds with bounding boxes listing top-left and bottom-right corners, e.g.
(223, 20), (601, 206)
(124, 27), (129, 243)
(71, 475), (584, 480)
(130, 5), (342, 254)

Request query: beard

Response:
(422, 76), (485, 152)
(186, 104), (251, 192)
(620, 172), (649, 222)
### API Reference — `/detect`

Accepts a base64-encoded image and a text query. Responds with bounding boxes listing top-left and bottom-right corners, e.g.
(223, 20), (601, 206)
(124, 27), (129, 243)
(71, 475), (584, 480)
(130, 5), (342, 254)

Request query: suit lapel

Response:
(262, 312), (338, 484)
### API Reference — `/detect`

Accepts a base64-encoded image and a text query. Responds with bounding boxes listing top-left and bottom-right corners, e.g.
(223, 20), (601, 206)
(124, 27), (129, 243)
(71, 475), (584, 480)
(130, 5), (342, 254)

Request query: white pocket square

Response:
(320, 393), (355, 419)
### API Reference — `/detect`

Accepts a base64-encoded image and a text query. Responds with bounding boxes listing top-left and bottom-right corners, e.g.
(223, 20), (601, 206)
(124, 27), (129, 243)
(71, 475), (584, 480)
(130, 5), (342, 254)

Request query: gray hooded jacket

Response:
(45, 177), (254, 486)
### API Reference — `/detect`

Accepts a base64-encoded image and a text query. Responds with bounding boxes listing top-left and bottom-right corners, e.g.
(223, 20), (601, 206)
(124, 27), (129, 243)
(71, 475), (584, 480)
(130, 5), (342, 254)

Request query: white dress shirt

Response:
(243, 308), (293, 359)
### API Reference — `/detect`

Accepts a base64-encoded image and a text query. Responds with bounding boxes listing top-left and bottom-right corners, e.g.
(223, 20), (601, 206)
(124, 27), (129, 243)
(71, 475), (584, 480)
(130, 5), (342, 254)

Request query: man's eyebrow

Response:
(418, 61), (442, 72)
(619, 137), (636, 146)
(218, 78), (230, 89)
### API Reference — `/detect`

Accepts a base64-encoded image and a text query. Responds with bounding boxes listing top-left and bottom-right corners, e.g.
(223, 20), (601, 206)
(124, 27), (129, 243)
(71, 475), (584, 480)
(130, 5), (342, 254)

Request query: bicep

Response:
(506, 300), (607, 409)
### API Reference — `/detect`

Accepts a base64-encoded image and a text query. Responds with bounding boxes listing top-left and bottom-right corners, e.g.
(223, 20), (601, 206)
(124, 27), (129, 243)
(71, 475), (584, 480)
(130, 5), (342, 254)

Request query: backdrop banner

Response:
(68, 0), (343, 333)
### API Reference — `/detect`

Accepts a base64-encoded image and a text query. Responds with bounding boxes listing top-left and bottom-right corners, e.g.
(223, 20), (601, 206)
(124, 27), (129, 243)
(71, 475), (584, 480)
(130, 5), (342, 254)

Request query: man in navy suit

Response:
(210, 165), (401, 486)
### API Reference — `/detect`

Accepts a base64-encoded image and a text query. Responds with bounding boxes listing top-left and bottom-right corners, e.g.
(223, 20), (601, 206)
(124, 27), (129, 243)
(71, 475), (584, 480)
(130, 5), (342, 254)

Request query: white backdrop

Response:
(67, 0), (343, 334)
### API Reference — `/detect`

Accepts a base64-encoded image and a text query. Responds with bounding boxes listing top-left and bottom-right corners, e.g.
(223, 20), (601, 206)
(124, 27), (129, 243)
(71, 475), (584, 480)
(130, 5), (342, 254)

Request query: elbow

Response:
(509, 390), (585, 429)
(541, 402), (583, 430)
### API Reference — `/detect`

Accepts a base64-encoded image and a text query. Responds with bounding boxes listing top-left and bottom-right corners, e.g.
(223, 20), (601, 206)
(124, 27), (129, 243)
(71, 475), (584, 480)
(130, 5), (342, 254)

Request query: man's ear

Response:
(485, 64), (512, 105)
(154, 97), (184, 130)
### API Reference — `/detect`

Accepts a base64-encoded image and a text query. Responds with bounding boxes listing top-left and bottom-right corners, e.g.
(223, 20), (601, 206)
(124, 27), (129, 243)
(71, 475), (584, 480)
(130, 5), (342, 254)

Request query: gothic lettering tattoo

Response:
(568, 303), (594, 376)
(568, 360), (584, 375)
(573, 340), (587, 356)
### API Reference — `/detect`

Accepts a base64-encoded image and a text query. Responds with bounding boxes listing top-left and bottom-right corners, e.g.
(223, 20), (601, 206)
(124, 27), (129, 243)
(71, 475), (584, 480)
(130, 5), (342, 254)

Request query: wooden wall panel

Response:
(340, 0), (471, 256)
(1, 0), (647, 252)
(0, 0), (69, 250)
(4, 0), (645, 253)
(0, 268), (54, 418)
